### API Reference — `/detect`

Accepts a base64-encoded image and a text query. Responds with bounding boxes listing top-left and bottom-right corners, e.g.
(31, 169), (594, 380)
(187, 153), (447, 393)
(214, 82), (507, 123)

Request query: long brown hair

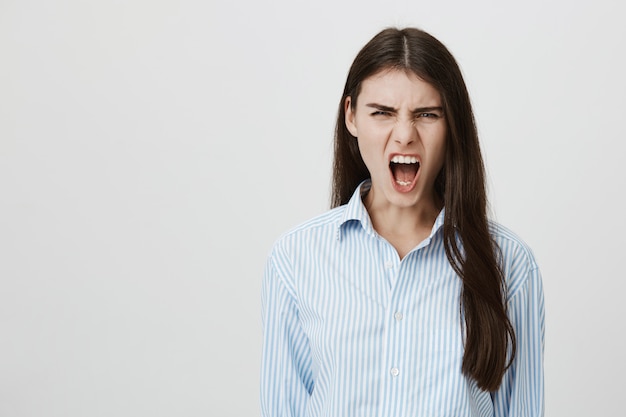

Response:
(331, 27), (515, 392)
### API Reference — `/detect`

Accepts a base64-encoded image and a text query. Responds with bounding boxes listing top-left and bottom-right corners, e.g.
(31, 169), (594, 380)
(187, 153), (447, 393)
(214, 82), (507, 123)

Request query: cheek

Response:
(356, 141), (385, 177)
(429, 129), (447, 163)
(433, 143), (446, 169)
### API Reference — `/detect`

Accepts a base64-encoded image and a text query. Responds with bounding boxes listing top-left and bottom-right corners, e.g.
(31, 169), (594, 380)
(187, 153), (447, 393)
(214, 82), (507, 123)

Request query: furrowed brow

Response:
(365, 103), (397, 113)
(412, 106), (444, 114)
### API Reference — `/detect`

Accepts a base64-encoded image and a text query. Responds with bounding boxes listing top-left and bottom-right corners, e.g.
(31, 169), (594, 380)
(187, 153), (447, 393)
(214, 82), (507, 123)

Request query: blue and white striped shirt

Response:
(261, 182), (544, 417)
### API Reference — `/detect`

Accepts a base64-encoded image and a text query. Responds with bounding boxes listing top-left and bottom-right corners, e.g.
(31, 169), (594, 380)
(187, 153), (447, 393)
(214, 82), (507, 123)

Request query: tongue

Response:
(393, 164), (418, 183)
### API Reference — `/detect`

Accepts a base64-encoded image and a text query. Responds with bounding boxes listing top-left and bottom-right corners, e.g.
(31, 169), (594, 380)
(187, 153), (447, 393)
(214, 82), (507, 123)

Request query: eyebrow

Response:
(365, 103), (443, 114)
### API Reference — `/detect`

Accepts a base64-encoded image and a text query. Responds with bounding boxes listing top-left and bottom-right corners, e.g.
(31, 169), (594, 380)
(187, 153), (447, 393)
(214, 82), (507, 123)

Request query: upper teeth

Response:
(391, 155), (418, 164)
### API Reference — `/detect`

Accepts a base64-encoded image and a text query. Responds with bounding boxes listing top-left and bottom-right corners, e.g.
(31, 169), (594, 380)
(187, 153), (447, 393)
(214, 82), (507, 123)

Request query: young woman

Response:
(261, 27), (544, 417)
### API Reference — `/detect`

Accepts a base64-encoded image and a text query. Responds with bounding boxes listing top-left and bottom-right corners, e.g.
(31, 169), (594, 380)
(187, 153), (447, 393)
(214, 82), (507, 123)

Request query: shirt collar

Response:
(337, 180), (375, 240)
(337, 180), (446, 241)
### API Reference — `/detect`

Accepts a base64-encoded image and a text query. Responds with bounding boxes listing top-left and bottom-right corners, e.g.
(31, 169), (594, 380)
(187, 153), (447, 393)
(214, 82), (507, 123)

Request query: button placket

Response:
(385, 258), (397, 289)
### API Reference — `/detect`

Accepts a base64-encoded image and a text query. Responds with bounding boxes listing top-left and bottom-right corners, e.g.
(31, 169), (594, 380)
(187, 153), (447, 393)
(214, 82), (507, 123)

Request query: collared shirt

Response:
(261, 182), (544, 417)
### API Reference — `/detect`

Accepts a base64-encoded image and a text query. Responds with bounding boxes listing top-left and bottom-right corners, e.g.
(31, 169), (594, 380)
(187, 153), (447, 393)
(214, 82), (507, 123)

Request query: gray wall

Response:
(1, 0), (624, 415)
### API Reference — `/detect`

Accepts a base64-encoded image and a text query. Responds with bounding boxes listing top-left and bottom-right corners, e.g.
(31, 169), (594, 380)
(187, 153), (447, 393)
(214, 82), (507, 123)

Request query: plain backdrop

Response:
(1, 0), (625, 416)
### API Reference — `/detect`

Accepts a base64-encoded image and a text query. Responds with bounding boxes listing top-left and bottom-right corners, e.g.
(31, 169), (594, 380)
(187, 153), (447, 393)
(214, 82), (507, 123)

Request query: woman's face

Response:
(345, 69), (447, 212)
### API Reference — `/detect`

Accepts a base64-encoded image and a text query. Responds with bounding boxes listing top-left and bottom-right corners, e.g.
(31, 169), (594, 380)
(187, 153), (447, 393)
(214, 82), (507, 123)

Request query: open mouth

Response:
(389, 155), (420, 190)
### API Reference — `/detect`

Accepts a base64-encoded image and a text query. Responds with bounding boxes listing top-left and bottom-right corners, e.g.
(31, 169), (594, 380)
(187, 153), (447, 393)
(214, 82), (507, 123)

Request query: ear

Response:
(344, 96), (358, 137)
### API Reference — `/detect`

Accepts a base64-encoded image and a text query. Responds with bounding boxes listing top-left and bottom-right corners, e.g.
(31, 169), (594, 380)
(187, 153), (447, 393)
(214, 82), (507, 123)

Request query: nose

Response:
(393, 118), (417, 146)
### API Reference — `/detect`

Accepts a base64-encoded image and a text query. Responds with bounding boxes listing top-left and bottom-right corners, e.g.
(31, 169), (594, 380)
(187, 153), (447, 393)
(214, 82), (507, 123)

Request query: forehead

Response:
(357, 69), (441, 105)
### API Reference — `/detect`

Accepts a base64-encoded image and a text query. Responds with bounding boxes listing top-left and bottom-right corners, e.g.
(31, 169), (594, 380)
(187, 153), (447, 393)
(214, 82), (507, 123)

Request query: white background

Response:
(1, 0), (625, 416)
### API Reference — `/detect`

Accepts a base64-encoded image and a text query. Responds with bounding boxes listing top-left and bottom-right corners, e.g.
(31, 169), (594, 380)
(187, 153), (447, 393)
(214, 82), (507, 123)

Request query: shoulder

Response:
(269, 205), (347, 259)
(265, 206), (347, 295)
(488, 221), (538, 269)
(488, 220), (540, 298)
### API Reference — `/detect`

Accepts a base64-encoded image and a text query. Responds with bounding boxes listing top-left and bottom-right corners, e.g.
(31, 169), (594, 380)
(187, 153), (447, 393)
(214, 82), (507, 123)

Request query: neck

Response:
(363, 190), (442, 259)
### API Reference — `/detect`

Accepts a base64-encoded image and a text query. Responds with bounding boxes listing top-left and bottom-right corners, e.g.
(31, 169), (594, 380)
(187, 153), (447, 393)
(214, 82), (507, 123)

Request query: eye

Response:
(371, 111), (391, 117)
(416, 111), (443, 122)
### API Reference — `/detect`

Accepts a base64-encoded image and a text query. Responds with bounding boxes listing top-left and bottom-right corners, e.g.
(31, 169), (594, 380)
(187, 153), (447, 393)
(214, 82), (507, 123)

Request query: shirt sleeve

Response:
(492, 266), (545, 417)
(260, 251), (314, 417)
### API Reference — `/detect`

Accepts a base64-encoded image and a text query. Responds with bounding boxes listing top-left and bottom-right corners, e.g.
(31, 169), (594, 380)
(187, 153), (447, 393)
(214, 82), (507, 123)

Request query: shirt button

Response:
(384, 261), (393, 269)
(394, 312), (403, 321)
(390, 367), (399, 377)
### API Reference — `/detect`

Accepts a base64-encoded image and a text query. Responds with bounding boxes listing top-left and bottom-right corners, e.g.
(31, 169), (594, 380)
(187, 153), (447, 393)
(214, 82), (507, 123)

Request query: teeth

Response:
(391, 155), (418, 164)
(396, 180), (411, 186)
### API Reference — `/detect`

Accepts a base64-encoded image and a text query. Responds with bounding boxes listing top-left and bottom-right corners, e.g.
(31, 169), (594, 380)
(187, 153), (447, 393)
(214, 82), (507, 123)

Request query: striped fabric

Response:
(261, 182), (544, 417)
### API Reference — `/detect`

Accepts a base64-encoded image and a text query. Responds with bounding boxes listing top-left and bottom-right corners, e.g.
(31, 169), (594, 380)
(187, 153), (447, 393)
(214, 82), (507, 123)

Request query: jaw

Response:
(365, 166), (441, 220)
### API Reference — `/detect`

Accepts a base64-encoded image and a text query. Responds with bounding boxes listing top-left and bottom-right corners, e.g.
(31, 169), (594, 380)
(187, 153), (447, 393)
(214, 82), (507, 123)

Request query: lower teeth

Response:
(396, 180), (411, 186)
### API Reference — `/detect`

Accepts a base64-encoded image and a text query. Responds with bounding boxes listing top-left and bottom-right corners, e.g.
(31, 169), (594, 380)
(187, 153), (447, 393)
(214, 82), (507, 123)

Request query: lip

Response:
(388, 153), (421, 193)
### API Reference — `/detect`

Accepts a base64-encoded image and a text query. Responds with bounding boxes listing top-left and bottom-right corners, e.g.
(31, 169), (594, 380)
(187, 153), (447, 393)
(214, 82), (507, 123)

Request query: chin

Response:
(384, 189), (423, 208)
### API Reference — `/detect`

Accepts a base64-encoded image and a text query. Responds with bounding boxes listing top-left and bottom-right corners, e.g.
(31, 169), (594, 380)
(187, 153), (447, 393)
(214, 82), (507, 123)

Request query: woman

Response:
(261, 27), (544, 417)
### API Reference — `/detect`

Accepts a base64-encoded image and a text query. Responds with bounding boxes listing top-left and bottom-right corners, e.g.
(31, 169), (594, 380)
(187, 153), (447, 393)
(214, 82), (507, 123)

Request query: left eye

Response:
(418, 113), (439, 118)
